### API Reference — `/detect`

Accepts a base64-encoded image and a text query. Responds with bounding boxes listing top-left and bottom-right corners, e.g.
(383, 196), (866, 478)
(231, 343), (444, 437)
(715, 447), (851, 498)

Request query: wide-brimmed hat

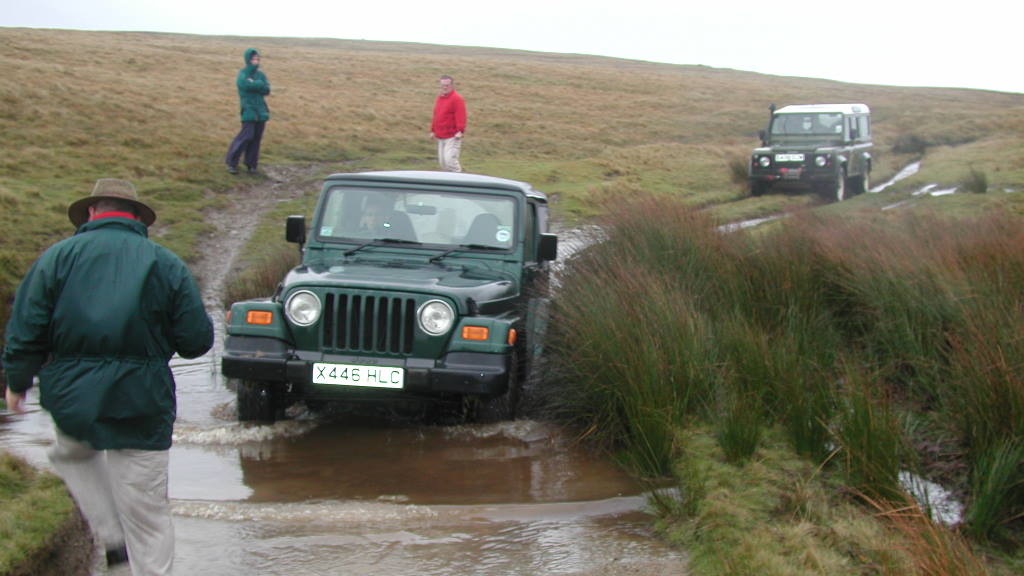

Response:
(68, 178), (157, 227)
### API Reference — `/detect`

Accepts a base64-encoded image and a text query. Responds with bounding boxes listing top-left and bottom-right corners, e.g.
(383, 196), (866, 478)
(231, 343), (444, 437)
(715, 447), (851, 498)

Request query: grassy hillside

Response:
(2, 27), (1023, 334)
(2, 27), (1023, 576)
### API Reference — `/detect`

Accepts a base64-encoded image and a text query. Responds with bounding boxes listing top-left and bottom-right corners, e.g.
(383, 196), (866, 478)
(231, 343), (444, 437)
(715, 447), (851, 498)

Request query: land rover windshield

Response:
(770, 113), (845, 139)
(315, 187), (517, 251)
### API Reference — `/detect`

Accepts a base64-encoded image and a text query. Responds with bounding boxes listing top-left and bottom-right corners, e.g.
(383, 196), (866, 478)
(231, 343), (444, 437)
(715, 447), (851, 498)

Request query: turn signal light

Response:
(462, 326), (489, 341)
(246, 310), (274, 325)
(507, 328), (517, 346)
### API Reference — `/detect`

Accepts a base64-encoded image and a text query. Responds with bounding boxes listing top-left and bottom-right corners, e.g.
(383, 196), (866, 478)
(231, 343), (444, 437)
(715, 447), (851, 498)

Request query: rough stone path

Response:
(192, 164), (322, 311)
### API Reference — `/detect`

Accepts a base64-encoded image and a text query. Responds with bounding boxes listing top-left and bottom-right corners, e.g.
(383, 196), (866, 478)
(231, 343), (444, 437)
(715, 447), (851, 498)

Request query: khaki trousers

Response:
(48, 429), (174, 576)
(437, 136), (463, 172)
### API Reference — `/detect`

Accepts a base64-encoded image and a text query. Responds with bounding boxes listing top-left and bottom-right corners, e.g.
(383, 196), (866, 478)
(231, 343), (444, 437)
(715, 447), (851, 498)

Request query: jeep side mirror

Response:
(758, 129), (767, 145)
(538, 233), (558, 262)
(286, 215), (306, 245)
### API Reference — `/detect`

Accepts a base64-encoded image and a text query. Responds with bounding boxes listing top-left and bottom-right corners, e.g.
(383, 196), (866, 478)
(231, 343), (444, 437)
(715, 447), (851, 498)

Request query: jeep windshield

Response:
(315, 186), (517, 252)
(770, 113), (845, 142)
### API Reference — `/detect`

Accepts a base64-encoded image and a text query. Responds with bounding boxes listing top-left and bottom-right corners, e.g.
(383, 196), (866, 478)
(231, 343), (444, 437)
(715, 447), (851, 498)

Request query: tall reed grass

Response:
(223, 245), (300, 304)
(548, 194), (1024, 549)
(868, 497), (990, 576)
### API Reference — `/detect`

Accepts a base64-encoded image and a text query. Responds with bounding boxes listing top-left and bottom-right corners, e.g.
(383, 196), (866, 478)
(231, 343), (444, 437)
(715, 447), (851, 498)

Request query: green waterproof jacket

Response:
(237, 48), (271, 122)
(2, 217), (213, 450)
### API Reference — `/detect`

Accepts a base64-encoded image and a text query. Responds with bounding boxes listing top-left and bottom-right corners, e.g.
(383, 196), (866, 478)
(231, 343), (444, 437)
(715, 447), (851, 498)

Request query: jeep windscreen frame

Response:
(770, 113), (847, 142)
(314, 186), (518, 253)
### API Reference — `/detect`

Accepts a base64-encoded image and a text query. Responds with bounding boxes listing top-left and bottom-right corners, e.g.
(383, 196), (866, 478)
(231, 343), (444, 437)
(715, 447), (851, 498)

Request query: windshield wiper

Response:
(428, 244), (504, 265)
(377, 237), (422, 246)
(344, 241), (375, 257)
(344, 238), (423, 258)
(429, 248), (457, 264)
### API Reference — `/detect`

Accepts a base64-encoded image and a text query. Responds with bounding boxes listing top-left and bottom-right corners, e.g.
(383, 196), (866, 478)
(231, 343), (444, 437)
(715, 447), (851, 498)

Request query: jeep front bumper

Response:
(221, 335), (511, 398)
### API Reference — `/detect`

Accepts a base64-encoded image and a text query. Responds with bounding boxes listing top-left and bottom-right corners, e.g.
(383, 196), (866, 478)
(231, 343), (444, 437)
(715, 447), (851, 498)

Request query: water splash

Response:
(173, 420), (319, 446)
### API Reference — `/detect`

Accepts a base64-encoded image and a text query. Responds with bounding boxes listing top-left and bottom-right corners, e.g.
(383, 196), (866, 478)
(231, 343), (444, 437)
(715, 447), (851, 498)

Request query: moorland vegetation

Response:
(1, 27), (1023, 575)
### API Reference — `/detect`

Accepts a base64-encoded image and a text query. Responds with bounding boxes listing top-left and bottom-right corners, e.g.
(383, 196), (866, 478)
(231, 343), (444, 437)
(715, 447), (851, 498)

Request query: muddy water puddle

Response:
(1, 351), (686, 575)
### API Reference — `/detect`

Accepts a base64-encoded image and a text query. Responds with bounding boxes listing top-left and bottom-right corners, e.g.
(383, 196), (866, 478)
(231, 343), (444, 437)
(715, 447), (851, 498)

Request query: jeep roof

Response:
(323, 170), (549, 202)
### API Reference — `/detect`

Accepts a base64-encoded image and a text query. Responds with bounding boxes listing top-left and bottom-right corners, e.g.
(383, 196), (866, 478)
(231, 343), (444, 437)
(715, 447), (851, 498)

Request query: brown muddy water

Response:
(0, 316), (686, 575)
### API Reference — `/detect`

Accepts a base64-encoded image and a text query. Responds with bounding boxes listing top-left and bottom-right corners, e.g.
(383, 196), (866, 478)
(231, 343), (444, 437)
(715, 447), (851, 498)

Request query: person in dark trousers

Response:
(3, 179), (214, 575)
(225, 48), (271, 175)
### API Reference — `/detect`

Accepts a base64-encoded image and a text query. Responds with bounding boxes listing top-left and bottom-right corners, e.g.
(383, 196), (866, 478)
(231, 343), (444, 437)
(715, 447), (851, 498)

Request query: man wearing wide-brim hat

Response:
(3, 178), (213, 575)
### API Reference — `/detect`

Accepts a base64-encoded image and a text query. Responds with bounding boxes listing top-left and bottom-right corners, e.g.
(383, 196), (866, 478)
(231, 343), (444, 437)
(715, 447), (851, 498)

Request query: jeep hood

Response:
(283, 261), (519, 311)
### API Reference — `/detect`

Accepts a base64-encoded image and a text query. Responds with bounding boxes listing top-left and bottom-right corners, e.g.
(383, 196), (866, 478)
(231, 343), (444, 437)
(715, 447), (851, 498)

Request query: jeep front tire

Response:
(237, 380), (280, 422)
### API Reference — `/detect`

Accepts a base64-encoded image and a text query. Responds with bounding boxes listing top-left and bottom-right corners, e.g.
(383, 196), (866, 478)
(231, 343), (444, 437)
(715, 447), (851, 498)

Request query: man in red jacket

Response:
(431, 74), (467, 172)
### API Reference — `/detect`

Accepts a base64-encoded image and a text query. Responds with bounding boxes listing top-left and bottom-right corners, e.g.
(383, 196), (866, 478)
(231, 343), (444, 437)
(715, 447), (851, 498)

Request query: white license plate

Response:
(312, 362), (404, 389)
(775, 153), (805, 162)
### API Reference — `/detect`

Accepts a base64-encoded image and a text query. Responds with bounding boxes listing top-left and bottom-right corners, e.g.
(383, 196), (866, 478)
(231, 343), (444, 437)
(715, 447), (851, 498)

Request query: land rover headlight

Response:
(285, 290), (321, 326)
(418, 300), (455, 335)
(815, 155), (829, 167)
(758, 156), (771, 168)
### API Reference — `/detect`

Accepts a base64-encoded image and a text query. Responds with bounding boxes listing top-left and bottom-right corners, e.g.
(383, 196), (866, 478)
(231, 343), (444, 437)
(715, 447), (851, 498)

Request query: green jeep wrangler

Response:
(749, 103), (872, 202)
(221, 171), (558, 422)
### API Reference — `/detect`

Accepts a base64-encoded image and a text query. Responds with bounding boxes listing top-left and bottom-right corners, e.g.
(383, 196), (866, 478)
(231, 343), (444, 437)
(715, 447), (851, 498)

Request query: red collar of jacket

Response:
(90, 211), (138, 221)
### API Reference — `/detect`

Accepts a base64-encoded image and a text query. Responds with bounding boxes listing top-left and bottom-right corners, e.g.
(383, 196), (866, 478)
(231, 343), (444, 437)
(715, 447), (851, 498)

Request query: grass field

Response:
(2, 27), (1023, 333)
(1, 27), (1023, 576)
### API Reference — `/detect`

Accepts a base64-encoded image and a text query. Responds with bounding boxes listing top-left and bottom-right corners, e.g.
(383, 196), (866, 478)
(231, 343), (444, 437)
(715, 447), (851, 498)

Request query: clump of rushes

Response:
(714, 381), (764, 464)
(549, 193), (1024, 556)
(550, 262), (715, 477)
(713, 319), (770, 463)
(965, 439), (1024, 544)
(223, 245), (300, 305)
(892, 133), (929, 155)
(549, 193), (728, 477)
(727, 155), (750, 185)
(833, 365), (908, 502)
(962, 167), (988, 194)
(868, 497), (990, 576)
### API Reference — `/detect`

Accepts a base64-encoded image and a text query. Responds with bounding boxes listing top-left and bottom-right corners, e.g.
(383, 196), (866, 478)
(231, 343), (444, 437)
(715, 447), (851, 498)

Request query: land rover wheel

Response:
(751, 182), (770, 197)
(823, 170), (845, 202)
(475, 350), (521, 423)
(237, 380), (280, 422)
(850, 170), (870, 196)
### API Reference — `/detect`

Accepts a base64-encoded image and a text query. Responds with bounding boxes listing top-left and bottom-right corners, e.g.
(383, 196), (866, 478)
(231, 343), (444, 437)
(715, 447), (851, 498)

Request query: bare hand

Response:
(5, 388), (26, 413)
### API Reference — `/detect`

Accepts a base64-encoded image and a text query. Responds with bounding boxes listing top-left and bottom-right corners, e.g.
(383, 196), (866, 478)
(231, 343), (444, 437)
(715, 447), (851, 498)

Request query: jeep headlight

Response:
(418, 300), (454, 335)
(285, 290), (321, 326)
(815, 155), (829, 167)
(758, 156), (771, 168)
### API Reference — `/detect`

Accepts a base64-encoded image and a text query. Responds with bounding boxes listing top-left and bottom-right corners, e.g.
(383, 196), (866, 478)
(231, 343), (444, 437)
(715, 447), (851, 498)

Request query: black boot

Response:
(106, 544), (129, 567)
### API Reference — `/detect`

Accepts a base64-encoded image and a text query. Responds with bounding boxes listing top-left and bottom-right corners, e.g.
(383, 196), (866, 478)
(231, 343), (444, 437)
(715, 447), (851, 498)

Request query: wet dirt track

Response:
(0, 169), (687, 576)
(0, 348), (686, 575)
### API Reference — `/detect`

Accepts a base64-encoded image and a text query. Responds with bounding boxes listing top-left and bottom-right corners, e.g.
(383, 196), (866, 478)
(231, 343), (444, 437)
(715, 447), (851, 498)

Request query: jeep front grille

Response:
(322, 293), (416, 355)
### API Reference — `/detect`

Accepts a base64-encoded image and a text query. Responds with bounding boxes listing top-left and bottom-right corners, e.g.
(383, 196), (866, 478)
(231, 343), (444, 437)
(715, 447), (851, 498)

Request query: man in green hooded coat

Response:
(3, 179), (213, 574)
(225, 48), (271, 175)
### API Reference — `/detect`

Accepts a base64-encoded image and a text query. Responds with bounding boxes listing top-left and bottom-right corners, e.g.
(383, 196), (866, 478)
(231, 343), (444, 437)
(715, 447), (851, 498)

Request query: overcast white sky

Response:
(3, 0), (1022, 94)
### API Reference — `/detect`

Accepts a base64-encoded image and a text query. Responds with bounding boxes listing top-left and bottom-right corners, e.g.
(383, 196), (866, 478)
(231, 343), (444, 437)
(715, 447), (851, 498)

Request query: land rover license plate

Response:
(312, 362), (404, 389)
(775, 153), (805, 162)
